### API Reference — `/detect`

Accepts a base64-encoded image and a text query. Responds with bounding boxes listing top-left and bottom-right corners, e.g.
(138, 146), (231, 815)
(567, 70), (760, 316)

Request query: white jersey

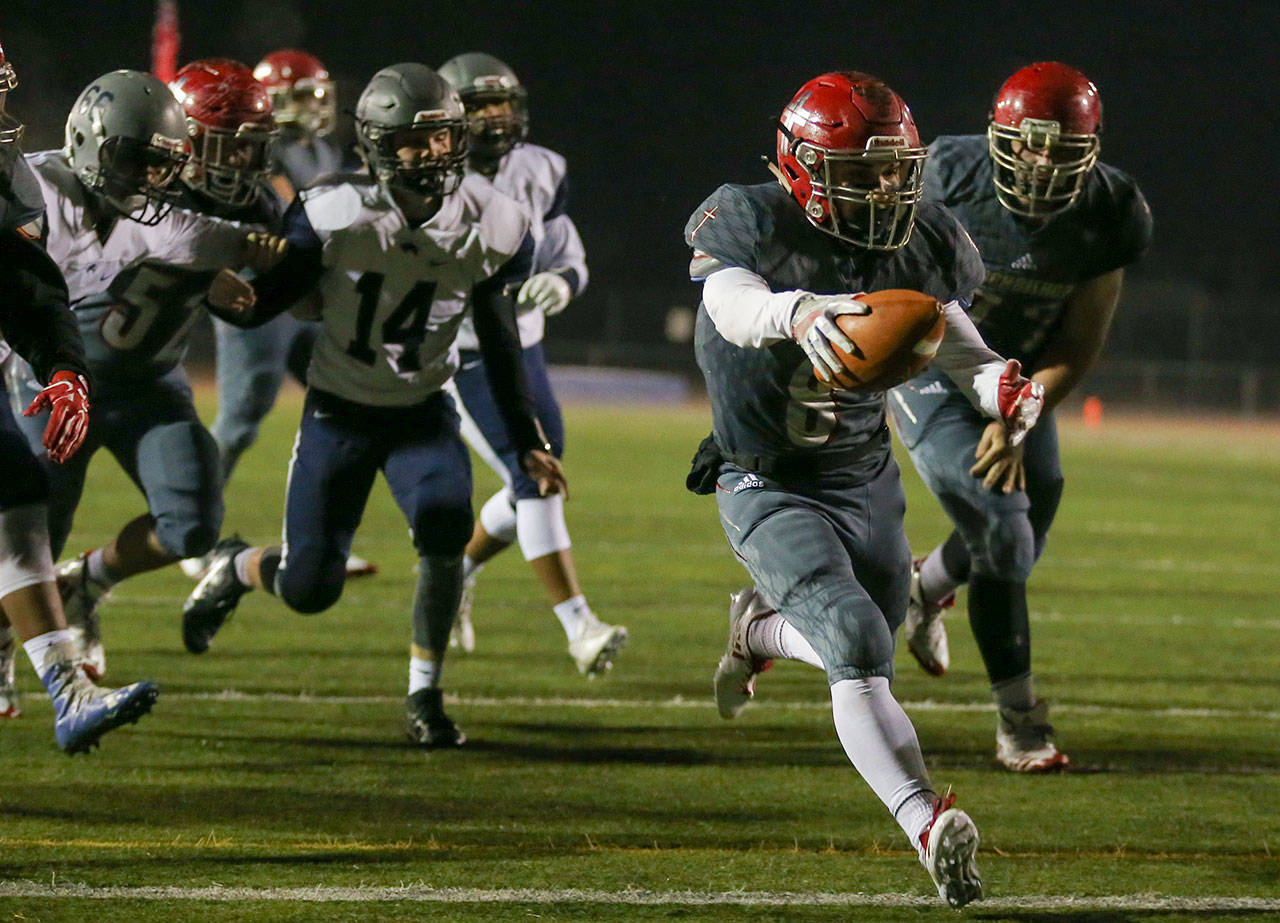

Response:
(455, 142), (587, 350)
(298, 173), (531, 406)
(25, 150), (248, 373)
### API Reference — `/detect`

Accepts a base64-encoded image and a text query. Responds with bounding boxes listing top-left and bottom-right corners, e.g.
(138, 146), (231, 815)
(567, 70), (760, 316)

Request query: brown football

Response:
(821, 289), (946, 391)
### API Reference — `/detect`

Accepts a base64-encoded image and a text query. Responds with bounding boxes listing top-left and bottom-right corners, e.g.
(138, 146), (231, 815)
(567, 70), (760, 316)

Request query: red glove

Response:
(996, 359), (1044, 447)
(23, 370), (90, 463)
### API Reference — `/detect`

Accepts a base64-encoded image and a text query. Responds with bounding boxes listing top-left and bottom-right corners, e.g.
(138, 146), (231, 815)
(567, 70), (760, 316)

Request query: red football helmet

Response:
(987, 62), (1101, 218)
(0, 39), (24, 145)
(169, 59), (276, 206)
(253, 49), (335, 136)
(774, 72), (927, 250)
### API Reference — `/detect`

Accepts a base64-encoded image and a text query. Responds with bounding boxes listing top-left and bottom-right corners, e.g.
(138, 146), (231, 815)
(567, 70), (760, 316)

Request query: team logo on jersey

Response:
(732, 473), (765, 493)
(690, 206), (717, 239)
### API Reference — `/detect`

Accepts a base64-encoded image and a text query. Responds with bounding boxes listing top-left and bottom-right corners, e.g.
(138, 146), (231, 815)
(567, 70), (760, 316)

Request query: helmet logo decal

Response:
(865, 135), (907, 150)
(413, 109), (448, 123)
(689, 206), (718, 239)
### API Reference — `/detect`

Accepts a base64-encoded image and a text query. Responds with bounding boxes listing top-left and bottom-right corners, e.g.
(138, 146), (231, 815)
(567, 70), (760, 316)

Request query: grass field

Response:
(1, 387), (1277, 921)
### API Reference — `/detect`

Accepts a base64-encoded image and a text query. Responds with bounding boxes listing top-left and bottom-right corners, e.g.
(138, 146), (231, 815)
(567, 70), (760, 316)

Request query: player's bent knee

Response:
(411, 504), (473, 556)
(971, 514), (1036, 581)
(157, 517), (221, 560)
(278, 570), (344, 615)
(0, 503), (56, 597)
(801, 588), (896, 685)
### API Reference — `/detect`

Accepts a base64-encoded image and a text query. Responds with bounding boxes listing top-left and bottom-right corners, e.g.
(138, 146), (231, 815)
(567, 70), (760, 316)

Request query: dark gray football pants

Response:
(714, 450), (911, 683)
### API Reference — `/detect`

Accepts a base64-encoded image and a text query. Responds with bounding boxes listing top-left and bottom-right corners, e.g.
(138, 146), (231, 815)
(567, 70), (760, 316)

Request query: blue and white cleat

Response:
(919, 790), (983, 909)
(41, 658), (158, 754)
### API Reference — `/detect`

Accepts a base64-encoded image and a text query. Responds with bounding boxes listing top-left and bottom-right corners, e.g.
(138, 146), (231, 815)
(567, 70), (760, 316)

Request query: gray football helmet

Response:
(0, 39), (24, 146)
(355, 63), (468, 199)
(438, 52), (528, 164)
(64, 70), (188, 224)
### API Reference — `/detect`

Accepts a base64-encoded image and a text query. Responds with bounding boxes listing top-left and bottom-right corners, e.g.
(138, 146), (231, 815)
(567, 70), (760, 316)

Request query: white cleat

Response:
(0, 629), (19, 718)
(903, 558), (951, 676)
(996, 700), (1070, 772)
(449, 572), (477, 652)
(55, 555), (108, 681)
(712, 587), (774, 719)
(344, 554), (379, 578)
(178, 554), (212, 580)
(568, 614), (627, 678)
(920, 791), (983, 909)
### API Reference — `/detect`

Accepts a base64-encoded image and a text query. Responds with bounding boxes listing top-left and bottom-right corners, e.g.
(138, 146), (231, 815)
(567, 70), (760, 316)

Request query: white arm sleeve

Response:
(702, 266), (806, 349)
(934, 300), (1007, 419)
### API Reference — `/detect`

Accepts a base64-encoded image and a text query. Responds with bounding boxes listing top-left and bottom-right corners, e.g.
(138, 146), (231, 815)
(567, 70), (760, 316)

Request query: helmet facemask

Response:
(359, 115), (468, 199)
(81, 133), (187, 225)
(788, 136), (927, 250)
(988, 117), (1098, 218)
(461, 85), (528, 161)
(183, 120), (276, 206)
(0, 59), (23, 147)
(269, 77), (336, 138)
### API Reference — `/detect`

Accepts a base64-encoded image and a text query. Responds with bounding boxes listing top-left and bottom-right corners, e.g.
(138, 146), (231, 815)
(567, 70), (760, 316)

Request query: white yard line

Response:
(0, 882), (1276, 911)
(172, 689), (1280, 722)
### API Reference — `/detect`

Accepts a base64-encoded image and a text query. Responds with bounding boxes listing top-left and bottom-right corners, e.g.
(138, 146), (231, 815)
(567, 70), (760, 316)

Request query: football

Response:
(822, 289), (945, 391)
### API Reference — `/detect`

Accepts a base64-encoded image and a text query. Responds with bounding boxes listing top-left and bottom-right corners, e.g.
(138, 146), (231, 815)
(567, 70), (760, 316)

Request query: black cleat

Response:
(404, 688), (466, 748)
(182, 536), (251, 654)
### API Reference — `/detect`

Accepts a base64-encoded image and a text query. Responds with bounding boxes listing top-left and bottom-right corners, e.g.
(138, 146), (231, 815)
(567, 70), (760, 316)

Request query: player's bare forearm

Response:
(1032, 268), (1124, 412)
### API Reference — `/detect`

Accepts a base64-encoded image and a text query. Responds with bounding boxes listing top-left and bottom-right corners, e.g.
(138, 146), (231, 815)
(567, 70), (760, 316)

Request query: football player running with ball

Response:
(889, 63), (1152, 772)
(685, 72), (1044, 908)
(0, 44), (159, 752)
(436, 52), (624, 675)
(183, 64), (565, 747)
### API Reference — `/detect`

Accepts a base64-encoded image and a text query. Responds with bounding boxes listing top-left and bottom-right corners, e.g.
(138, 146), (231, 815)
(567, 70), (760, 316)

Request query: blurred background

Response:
(3, 0), (1277, 413)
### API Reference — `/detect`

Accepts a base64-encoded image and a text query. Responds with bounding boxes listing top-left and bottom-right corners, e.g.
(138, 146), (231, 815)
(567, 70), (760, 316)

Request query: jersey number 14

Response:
(345, 271), (438, 373)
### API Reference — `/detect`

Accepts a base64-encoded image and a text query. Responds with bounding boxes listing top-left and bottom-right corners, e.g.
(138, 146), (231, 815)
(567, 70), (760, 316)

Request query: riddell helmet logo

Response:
(865, 135), (907, 149)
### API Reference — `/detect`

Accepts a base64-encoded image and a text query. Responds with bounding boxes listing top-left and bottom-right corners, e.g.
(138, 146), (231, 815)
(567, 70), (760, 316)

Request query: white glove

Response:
(996, 359), (1045, 446)
(790, 292), (870, 383)
(517, 272), (573, 316)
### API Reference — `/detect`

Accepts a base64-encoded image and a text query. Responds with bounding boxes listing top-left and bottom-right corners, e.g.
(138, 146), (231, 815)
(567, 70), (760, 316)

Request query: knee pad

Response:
(515, 494), (571, 561)
(276, 555), (344, 615)
(478, 488), (518, 544)
(802, 586), (897, 685)
(0, 503), (55, 597)
(140, 422), (224, 559)
(970, 512), (1036, 582)
(411, 501), (474, 556)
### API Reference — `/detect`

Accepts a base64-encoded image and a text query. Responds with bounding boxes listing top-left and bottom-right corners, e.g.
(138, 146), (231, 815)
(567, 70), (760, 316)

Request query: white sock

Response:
(233, 549), (256, 587)
(918, 546), (959, 604)
(747, 613), (824, 669)
(408, 655), (440, 694)
(461, 555), (482, 581)
(23, 629), (79, 675)
(85, 548), (118, 588)
(829, 677), (935, 849)
(897, 789), (939, 856)
(553, 594), (591, 640)
(992, 673), (1035, 711)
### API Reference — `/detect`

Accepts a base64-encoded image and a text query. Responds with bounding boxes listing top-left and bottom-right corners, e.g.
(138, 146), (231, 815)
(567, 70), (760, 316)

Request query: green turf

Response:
(1, 390), (1276, 921)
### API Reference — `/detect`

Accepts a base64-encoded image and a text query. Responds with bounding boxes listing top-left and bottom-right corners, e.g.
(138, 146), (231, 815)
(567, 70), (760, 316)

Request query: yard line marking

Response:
(169, 690), (1280, 722)
(0, 882), (1277, 910)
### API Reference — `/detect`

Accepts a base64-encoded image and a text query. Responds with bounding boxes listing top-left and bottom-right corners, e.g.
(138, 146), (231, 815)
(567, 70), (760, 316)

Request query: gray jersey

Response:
(922, 134), (1152, 364)
(686, 182), (984, 468)
(25, 150), (247, 378)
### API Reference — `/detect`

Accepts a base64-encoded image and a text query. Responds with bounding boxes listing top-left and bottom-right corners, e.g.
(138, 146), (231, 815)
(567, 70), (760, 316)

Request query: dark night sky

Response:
(2, 0), (1277, 359)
